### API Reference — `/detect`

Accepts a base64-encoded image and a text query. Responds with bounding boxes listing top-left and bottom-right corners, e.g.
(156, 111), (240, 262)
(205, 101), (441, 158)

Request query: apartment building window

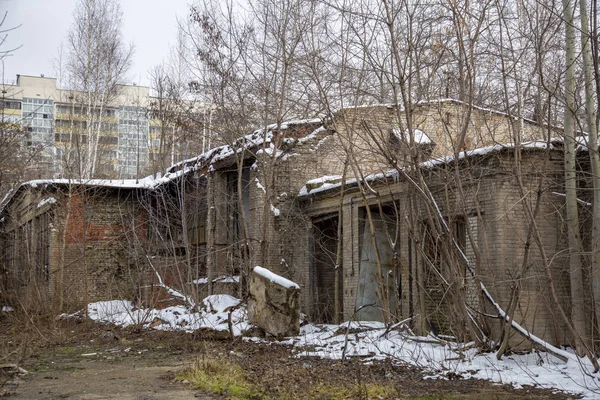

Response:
(1, 100), (21, 110)
(118, 105), (149, 177)
(56, 105), (85, 115)
(22, 98), (54, 151)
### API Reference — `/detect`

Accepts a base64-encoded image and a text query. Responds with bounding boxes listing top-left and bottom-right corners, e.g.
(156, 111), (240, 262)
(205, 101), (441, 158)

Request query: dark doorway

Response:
(311, 215), (342, 323)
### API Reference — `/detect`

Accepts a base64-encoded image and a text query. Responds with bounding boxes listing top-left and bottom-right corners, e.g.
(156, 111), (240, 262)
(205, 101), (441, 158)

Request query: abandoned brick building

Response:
(0, 179), (153, 311)
(0, 99), (583, 348)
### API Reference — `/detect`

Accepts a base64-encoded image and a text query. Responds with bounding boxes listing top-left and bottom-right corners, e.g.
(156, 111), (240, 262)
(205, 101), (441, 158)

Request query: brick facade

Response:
(0, 184), (148, 312)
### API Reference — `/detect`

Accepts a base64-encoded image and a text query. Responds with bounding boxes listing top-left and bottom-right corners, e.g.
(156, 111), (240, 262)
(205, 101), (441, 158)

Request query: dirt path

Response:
(3, 332), (213, 400)
(10, 360), (207, 400)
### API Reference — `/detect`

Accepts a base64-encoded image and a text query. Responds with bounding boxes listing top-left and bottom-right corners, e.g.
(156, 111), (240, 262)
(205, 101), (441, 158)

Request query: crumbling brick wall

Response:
(0, 184), (149, 312)
(61, 189), (148, 311)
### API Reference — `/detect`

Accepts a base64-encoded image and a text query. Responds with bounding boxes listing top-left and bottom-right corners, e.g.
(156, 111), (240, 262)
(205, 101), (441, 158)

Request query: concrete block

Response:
(248, 266), (300, 337)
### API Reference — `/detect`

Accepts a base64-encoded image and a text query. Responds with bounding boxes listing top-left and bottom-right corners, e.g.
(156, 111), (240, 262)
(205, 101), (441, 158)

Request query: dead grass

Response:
(177, 355), (468, 400)
(177, 358), (266, 399)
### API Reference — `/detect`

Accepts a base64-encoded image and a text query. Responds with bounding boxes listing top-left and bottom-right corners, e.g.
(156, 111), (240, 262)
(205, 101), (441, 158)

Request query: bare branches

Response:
(61, 0), (134, 179)
(0, 11), (22, 61)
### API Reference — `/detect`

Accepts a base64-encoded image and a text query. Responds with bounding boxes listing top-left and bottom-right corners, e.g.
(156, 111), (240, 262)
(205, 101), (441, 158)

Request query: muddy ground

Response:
(0, 318), (579, 399)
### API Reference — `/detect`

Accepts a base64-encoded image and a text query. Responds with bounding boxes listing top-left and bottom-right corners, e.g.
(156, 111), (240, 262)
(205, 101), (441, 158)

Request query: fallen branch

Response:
(480, 284), (573, 363)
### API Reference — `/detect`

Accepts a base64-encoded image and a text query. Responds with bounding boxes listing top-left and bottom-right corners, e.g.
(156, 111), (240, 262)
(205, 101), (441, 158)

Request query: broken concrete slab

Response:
(248, 266), (300, 337)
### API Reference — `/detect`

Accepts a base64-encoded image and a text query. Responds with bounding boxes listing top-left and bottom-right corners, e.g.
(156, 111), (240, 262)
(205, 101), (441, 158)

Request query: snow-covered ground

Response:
(77, 295), (249, 336)
(264, 322), (600, 399)
(76, 298), (600, 399)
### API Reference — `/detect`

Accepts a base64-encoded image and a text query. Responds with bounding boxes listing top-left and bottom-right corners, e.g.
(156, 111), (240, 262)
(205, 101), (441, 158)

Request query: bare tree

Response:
(62, 0), (133, 179)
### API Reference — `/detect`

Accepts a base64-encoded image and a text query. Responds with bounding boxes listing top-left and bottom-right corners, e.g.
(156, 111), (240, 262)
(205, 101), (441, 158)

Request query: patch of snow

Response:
(282, 118), (322, 125)
(263, 322), (600, 399)
(253, 266), (299, 289)
(271, 204), (280, 217)
(0, 188), (14, 208)
(392, 128), (432, 144)
(213, 275), (241, 283)
(298, 126), (326, 144)
(80, 297), (249, 336)
(2, 305), (14, 312)
(203, 294), (241, 313)
(37, 197), (57, 208)
(191, 276), (241, 285)
(77, 293), (600, 398)
(149, 261), (196, 308)
(310, 135), (332, 152)
(338, 321), (386, 331)
(165, 118), (322, 175)
(0, 175), (179, 214)
(301, 182), (339, 196)
(255, 178), (266, 193)
(280, 152), (299, 161)
(25, 178), (157, 190)
(257, 147), (283, 158)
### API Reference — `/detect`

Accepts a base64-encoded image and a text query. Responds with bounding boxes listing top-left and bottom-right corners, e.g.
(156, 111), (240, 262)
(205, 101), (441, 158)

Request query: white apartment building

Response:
(1, 75), (207, 179)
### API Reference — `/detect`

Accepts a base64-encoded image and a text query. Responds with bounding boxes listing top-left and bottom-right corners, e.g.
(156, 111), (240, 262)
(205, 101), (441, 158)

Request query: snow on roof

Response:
(297, 125), (327, 144)
(392, 128), (432, 144)
(0, 175), (169, 216)
(1, 119), (326, 215)
(299, 140), (555, 198)
(166, 118), (323, 175)
(37, 197), (57, 208)
(26, 178), (154, 190)
(299, 175), (344, 197)
(306, 175), (343, 185)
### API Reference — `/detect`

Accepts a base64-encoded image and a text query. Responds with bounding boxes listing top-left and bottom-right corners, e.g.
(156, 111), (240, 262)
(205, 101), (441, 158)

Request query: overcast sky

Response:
(1, 0), (191, 87)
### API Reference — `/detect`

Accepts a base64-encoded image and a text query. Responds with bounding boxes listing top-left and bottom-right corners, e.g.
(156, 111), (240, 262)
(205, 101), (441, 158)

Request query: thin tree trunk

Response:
(563, 0), (589, 355)
(580, 0), (600, 340)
